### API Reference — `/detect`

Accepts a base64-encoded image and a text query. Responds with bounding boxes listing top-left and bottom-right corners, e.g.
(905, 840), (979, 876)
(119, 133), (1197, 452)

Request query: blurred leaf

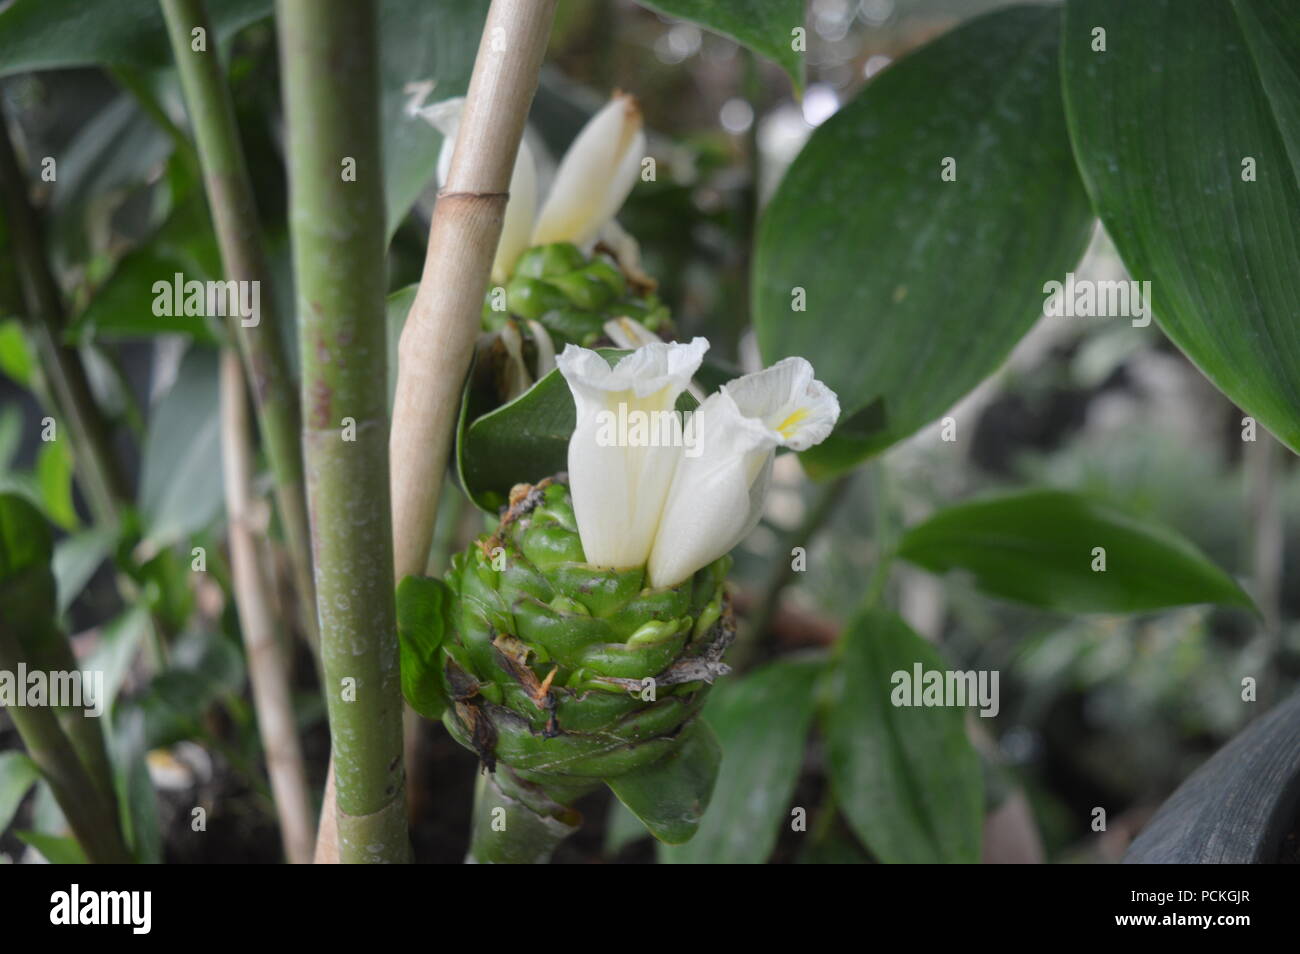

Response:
(123, 627), (245, 749)
(637, 0), (805, 92)
(72, 249), (221, 342)
(47, 94), (173, 266)
(606, 721), (721, 845)
(138, 347), (223, 548)
(0, 319), (33, 387)
(897, 490), (1255, 614)
(0, 752), (41, 834)
(825, 608), (982, 864)
(660, 654), (823, 864)
(0, 0), (272, 75)
(52, 525), (116, 615)
(1061, 0), (1300, 453)
(82, 605), (152, 717)
(754, 5), (1092, 476)
(35, 431), (77, 531)
(378, 0), (490, 239)
(396, 575), (453, 720)
(110, 706), (161, 863)
(0, 489), (54, 580)
(15, 829), (86, 864)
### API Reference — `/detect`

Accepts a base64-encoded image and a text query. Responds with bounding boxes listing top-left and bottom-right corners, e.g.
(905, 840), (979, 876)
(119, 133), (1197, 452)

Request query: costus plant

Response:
(400, 340), (839, 861)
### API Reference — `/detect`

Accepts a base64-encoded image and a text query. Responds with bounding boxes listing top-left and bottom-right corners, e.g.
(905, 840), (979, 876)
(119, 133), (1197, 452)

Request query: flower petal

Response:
(556, 338), (708, 570)
(531, 92), (644, 250)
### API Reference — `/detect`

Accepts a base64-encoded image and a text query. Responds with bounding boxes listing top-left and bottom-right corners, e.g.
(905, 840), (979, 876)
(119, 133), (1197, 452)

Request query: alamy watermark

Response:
(0, 665), (104, 717)
(152, 273), (260, 327)
(891, 663), (999, 718)
(594, 403), (702, 458)
(1043, 272), (1151, 327)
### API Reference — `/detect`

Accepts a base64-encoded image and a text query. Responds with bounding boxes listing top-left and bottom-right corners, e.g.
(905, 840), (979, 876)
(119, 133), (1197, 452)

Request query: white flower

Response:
(531, 91), (645, 251)
(646, 357), (840, 587)
(426, 97), (538, 284)
(556, 338), (708, 571)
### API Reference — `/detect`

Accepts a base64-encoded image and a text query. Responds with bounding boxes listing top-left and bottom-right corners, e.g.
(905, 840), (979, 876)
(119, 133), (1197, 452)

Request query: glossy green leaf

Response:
(637, 0), (805, 92)
(606, 720), (721, 845)
(0, 752), (41, 834)
(897, 489), (1254, 614)
(754, 5), (1092, 477)
(660, 654), (824, 864)
(1061, 0), (1300, 453)
(0, 0), (272, 75)
(396, 575), (453, 720)
(138, 347), (223, 548)
(825, 608), (982, 864)
(379, 0), (490, 238)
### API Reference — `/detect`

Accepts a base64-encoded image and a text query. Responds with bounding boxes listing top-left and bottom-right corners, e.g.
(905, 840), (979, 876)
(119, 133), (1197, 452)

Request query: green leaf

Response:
(110, 706), (161, 863)
(385, 284), (416, 412)
(0, 490), (54, 580)
(35, 431), (78, 531)
(637, 0), (805, 93)
(379, 0), (490, 239)
(1061, 0), (1300, 453)
(606, 720), (721, 845)
(396, 575), (453, 720)
(660, 655), (823, 864)
(72, 249), (221, 342)
(138, 347), (223, 548)
(0, 0), (272, 75)
(897, 489), (1255, 614)
(15, 829), (87, 864)
(754, 4), (1092, 477)
(603, 796), (651, 857)
(0, 752), (41, 834)
(0, 319), (33, 388)
(82, 606), (152, 717)
(825, 608), (982, 864)
(52, 526), (116, 615)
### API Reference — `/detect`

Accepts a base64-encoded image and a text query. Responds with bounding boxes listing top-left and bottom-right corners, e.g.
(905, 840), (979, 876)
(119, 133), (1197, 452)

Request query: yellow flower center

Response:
(774, 407), (809, 440)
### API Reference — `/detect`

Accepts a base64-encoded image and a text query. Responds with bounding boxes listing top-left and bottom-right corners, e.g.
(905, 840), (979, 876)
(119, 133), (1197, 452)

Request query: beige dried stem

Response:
(219, 351), (316, 864)
(314, 0), (559, 862)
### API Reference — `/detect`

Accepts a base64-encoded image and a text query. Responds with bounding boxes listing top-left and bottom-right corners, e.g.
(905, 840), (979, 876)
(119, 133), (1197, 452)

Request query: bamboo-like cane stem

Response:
(219, 351), (315, 864)
(0, 103), (128, 527)
(277, 0), (408, 863)
(159, 0), (320, 654)
(0, 626), (133, 864)
(388, 0), (559, 581)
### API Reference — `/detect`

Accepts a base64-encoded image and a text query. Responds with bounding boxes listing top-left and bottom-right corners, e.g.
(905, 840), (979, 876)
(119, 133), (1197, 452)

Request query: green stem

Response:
(159, 0), (320, 656)
(0, 626), (133, 863)
(277, 0), (408, 863)
(732, 472), (853, 669)
(0, 102), (128, 527)
(467, 768), (583, 864)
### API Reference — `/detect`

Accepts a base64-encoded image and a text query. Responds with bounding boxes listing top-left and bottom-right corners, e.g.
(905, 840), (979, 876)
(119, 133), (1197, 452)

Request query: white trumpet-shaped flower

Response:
(646, 357), (840, 588)
(531, 92), (645, 251)
(556, 338), (708, 571)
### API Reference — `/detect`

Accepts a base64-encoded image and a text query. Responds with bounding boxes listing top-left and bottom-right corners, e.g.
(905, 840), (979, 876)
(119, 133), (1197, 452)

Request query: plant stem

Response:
(389, 0), (559, 580)
(159, 0), (320, 656)
(467, 767), (582, 864)
(0, 626), (133, 863)
(0, 102), (128, 527)
(219, 350), (315, 863)
(277, 0), (408, 863)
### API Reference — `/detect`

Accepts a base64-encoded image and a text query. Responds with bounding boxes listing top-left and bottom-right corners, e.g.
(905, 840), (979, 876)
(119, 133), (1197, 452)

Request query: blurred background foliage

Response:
(1, 0), (1293, 863)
